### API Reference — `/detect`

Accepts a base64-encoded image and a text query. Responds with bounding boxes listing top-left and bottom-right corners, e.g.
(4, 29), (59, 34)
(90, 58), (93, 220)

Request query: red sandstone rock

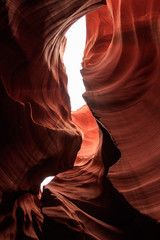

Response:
(82, 0), (160, 223)
(0, 0), (160, 239)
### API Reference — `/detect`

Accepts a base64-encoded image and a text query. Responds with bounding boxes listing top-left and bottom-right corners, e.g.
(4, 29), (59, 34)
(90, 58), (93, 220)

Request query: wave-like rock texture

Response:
(0, 0), (160, 239)
(82, 0), (160, 224)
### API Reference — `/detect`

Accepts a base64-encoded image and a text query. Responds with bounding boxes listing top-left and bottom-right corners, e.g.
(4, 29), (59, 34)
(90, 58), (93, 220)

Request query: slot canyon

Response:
(0, 0), (160, 239)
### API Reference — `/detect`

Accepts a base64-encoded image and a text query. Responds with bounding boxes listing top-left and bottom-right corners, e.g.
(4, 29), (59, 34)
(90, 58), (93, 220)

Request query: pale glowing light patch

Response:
(40, 19), (86, 192)
(63, 17), (86, 111)
(40, 176), (54, 192)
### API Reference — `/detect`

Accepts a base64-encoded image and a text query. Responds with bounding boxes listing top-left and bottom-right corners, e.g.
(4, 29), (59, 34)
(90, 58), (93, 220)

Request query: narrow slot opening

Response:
(63, 16), (86, 111)
(40, 17), (86, 191)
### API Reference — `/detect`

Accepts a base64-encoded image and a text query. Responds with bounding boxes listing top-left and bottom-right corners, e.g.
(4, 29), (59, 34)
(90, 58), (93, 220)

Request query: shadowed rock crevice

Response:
(0, 0), (160, 239)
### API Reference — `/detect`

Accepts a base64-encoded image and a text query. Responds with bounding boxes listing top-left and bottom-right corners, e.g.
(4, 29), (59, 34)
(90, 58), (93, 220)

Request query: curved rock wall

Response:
(0, 0), (160, 239)
(82, 0), (160, 222)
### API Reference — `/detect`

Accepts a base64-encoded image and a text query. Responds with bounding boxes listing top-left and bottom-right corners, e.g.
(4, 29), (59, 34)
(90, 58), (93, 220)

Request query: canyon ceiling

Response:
(0, 0), (160, 239)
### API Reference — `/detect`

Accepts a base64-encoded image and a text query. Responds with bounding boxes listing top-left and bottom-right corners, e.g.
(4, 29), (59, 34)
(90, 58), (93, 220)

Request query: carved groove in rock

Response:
(0, 0), (160, 239)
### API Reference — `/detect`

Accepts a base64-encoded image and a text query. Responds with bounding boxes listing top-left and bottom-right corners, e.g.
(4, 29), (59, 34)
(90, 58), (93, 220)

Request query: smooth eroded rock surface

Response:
(0, 0), (160, 239)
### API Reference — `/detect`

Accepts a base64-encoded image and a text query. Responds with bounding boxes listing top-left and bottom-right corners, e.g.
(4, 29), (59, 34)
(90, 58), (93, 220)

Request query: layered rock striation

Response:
(0, 0), (160, 239)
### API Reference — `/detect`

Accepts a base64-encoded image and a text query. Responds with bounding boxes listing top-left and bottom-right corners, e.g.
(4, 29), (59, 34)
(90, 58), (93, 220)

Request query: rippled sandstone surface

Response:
(0, 0), (160, 239)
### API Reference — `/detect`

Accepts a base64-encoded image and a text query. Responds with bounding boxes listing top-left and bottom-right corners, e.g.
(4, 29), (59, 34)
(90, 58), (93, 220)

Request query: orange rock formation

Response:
(0, 0), (160, 239)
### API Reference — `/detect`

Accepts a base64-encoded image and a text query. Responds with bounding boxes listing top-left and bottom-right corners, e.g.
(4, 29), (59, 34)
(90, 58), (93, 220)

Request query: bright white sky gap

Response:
(63, 17), (86, 111)
(41, 18), (86, 191)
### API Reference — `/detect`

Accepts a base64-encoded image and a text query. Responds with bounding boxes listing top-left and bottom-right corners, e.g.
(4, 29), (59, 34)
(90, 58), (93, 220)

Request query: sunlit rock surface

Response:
(0, 0), (160, 239)
(82, 0), (160, 223)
